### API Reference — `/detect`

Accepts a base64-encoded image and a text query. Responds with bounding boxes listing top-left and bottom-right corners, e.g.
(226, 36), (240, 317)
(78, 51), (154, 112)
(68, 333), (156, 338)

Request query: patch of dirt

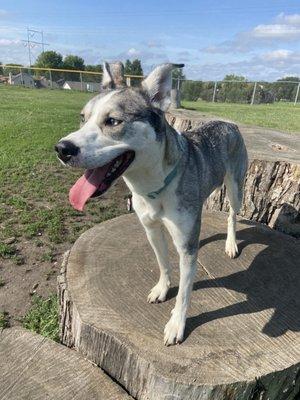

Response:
(0, 180), (129, 326)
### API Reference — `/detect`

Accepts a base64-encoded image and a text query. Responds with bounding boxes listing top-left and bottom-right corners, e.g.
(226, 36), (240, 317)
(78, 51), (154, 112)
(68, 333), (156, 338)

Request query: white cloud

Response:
(0, 38), (21, 46)
(276, 13), (300, 26)
(251, 24), (300, 39)
(127, 48), (140, 57)
(202, 13), (300, 55)
(186, 49), (300, 81)
(262, 49), (293, 60)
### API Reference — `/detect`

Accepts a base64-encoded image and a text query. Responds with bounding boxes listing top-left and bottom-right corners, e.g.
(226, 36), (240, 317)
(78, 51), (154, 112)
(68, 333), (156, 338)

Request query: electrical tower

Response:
(22, 28), (49, 66)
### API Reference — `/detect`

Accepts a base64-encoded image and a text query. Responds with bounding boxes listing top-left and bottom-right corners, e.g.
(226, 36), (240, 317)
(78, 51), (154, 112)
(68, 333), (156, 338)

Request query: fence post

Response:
(20, 68), (24, 86)
(251, 82), (257, 105)
(49, 69), (53, 89)
(294, 82), (300, 106)
(126, 77), (131, 87)
(80, 72), (83, 91)
(212, 81), (217, 102)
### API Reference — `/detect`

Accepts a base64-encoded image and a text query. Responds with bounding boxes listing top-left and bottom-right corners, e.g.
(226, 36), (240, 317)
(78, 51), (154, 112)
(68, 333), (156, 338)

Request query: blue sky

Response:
(0, 0), (299, 80)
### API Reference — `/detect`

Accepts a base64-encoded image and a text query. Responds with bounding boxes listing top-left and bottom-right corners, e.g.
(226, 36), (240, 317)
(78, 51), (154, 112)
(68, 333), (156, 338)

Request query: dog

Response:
(55, 62), (248, 346)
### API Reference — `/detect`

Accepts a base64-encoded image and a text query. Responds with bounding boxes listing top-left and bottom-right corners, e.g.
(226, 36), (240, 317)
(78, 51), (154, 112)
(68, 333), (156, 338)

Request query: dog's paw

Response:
(147, 282), (169, 303)
(164, 313), (185, 346)
(225, 239), (239, 259)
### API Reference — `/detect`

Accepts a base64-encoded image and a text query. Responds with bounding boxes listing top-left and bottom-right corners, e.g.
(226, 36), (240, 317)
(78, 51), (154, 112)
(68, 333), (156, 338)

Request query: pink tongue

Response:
(69, 165), (111, 211)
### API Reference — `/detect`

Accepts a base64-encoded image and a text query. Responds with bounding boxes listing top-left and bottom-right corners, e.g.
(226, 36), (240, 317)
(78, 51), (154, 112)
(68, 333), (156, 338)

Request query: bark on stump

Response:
(166, 109), (300, 237)
(58, 212), (300, 400)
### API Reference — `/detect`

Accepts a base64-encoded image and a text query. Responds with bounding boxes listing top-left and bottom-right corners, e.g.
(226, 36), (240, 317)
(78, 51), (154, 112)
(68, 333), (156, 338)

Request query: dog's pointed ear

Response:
(102, 61), (125, 89)
(142, 63), (184, 111)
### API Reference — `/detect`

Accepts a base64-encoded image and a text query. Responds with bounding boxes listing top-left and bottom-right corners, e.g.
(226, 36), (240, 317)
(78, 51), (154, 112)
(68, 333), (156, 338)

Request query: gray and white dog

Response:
(55, 62), (248, 346)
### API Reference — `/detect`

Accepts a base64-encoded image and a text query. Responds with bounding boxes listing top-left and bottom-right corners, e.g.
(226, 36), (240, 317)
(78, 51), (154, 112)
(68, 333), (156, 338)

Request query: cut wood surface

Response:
(167, 109), (300, 236)
(0, 327), (131, 400)
(59, 212), (300, 400)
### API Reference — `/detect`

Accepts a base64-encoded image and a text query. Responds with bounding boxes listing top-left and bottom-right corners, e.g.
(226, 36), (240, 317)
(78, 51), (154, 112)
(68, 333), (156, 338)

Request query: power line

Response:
(22, 28), (49, 66)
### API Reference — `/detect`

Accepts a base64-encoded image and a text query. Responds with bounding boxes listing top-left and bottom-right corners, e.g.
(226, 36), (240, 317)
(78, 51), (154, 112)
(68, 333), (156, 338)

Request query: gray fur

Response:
(170, 120), (248, 253)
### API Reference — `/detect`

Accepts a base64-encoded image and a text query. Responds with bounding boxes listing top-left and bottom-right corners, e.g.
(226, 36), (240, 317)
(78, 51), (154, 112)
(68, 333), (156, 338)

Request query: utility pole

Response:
(22, 28), (49, 66)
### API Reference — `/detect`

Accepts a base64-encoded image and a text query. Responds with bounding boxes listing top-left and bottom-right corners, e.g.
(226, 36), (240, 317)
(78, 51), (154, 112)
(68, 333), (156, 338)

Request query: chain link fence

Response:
(176, 78), (300, 106)
(1, 65), (299, 105)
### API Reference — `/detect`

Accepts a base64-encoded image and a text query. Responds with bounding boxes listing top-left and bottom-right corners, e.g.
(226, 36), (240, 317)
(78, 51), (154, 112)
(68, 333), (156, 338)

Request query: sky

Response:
(0, 0), (299, 81)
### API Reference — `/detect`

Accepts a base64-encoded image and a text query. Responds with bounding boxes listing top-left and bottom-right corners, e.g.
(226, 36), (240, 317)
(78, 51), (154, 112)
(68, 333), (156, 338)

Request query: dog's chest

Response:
(133, 195), (165, 225)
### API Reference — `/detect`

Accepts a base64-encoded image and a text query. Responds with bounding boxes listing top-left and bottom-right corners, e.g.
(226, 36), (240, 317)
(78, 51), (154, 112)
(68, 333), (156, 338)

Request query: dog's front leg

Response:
(164, 215), (200, 346)
(133, 194), (171, 303)
(144, 221), (171, 303)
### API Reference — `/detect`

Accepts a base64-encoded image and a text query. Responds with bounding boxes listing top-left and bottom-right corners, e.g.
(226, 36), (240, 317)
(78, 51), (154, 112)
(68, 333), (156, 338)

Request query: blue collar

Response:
(147, 160), (180, 199)
(147, 131), (185, 200)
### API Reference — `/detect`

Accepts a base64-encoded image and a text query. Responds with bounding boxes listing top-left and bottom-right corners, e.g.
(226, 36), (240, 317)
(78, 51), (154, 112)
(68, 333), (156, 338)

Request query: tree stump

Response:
(0, 327), (131, 399)
(166, 109), (300, 237)
(58, 212), (300, 400)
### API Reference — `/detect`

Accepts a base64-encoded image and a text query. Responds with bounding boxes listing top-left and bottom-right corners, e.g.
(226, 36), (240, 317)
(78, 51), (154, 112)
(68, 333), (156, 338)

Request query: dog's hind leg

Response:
(224, 173), (242, 259)
(144, 222), (171, 303)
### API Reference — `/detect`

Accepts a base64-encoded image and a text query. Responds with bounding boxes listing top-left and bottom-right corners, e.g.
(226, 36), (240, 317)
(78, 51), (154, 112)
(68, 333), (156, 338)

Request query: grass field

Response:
(182, 100), (300, 134)
(0, 85), (298, 335)
(0, 86), (129, 330)
(0, 86), (128, 247)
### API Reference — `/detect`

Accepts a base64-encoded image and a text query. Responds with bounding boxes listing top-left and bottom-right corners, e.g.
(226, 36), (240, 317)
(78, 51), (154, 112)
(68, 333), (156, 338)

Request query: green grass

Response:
(0, 311), (10, 329)
(0, 277), (5, 287)
(23, 294), (59, 341)
(0, 86), (125, 249)
(182, 100), (300, 134)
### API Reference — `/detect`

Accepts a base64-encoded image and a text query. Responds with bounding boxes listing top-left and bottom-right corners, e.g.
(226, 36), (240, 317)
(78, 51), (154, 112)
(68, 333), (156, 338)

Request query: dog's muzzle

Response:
(55, 140), (80, 162)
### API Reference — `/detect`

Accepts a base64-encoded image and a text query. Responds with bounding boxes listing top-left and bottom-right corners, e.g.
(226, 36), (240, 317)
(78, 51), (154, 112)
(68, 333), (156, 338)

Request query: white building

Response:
(63, 81), (101, 92)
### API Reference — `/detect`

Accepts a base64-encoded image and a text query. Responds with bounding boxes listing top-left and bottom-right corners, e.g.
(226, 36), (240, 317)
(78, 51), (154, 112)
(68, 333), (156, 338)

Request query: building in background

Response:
(8, 72), (35, 88)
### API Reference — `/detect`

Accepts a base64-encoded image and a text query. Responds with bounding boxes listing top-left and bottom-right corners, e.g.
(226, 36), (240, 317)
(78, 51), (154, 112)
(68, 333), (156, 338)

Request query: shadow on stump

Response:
(167, 216), (300, 341)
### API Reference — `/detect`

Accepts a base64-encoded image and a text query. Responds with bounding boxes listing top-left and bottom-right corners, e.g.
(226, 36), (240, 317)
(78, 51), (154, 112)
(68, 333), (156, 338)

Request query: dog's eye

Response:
(105, 117), (122, 127)
(80, 114), (85, 123)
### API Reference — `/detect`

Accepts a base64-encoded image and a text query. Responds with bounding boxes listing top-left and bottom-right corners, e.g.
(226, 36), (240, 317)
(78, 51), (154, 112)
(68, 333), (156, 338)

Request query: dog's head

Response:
(55, 62), (183, 211)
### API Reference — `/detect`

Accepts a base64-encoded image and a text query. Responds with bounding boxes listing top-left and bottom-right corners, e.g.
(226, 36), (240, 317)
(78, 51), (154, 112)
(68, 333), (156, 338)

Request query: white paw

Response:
(225, 239), (239, 259)
(164, 313), (185, 346)
(147, 281), (169, 303)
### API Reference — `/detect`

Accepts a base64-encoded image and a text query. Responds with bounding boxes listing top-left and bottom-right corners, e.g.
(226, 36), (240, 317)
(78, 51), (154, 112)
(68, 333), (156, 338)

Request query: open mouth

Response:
(69, 150), (135, 211)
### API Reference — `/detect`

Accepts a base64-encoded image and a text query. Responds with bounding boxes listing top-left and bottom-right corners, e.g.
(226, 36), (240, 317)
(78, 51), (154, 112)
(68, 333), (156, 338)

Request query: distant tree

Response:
(124, 59), (143, 86)
(273, 76), (300, 102)
(35, 51), (63, 69)
(217, 74), (250, 103)
(63, 55), (85, 71)
(3, 63), (25, 76)
(85, 64), (103, 73)
(223, 74), (246, 82)
(124, 59), (132, 75)
(62, 55), (85, 80)
(124, 59), (143, 75)
(181, 80), (203, 101)
(0, 62), (3, 75)
(172, 67), (185, 89)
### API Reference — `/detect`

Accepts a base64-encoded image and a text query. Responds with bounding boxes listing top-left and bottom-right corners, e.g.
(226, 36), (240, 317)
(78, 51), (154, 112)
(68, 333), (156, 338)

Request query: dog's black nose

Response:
(55, 140), (79, 162)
